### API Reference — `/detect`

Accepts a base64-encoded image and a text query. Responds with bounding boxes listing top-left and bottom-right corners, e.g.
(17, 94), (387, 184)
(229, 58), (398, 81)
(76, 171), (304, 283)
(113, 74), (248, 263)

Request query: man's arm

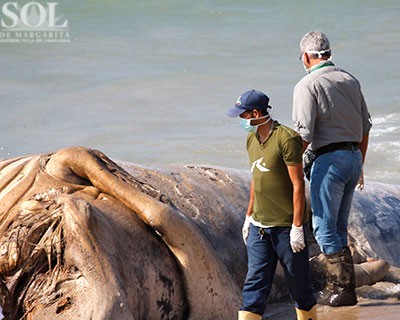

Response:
(355, 133), (370, 190)
(359, 133), (369, 164)
(241, 179), (255, 245)
(246, 179), (255, 217)
(287, 163), (305, 227)
(302, 140), (310, 153)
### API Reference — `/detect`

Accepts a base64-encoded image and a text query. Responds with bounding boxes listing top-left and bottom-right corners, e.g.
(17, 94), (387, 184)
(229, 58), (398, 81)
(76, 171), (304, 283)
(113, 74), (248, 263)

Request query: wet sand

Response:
(263, 266), (400, 319)
(265, 298), (400, 320)
(317, 299), (400, 320)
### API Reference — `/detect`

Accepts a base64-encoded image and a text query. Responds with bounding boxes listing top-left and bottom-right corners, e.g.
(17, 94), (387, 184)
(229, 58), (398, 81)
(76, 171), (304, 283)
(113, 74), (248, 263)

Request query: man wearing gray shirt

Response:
(292, 31), (372, 307)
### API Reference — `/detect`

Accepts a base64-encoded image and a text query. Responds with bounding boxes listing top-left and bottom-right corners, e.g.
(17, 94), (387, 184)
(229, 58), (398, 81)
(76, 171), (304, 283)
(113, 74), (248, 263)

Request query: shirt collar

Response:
(309, 60), (334, 73)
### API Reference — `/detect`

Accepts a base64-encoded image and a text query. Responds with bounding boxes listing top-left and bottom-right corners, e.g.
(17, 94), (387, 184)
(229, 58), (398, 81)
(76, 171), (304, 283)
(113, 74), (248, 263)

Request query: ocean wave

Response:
(370, 112), (400, 138)
(372, 112), (400, 125)
(371, 126), (399, 137)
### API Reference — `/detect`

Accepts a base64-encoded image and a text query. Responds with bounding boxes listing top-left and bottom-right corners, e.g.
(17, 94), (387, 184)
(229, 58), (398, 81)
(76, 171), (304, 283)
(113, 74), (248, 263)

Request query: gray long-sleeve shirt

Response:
(292, 63), (372, 151)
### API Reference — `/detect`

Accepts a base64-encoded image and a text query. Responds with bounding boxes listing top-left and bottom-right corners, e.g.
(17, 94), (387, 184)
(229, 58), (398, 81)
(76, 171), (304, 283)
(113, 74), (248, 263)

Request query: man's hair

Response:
(244, 108), (270, 117)
(300, 31), (331, 58)
(258, 108), (269, 116)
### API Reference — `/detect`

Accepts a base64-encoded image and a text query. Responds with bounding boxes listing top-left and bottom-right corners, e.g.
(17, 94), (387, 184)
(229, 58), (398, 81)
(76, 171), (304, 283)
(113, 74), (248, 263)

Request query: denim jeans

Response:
(310, 149), (362, 255)
(241, 224), (316, 315)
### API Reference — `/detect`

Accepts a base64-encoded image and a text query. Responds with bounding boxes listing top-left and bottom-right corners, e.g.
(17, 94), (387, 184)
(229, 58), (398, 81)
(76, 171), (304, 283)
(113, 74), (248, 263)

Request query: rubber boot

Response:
(318, 246), (358, 306)
(296, 305), (318, 320)
(238, 310), (262, 320)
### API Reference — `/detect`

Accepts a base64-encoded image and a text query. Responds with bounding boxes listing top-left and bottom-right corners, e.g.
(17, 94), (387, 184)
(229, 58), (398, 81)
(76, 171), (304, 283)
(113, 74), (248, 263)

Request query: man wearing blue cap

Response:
(227, 89), (317, 320)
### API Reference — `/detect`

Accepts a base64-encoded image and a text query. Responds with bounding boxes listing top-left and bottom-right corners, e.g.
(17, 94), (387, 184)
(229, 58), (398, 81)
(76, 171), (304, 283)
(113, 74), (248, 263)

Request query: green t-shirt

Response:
(246, 122), (303, 227)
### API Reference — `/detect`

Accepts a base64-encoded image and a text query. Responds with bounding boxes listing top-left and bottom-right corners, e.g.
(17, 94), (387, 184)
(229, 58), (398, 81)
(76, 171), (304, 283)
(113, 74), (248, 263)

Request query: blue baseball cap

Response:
(226, 89), (271, 117)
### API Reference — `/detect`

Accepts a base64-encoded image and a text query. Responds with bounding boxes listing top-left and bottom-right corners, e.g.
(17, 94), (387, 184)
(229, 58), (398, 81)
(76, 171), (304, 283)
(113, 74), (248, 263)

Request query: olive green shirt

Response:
(247, 122), (303, 226)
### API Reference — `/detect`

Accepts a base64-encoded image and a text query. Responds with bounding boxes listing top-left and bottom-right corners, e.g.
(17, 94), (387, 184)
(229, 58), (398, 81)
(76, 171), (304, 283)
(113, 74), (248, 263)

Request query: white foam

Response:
(370, 112), (400, 137)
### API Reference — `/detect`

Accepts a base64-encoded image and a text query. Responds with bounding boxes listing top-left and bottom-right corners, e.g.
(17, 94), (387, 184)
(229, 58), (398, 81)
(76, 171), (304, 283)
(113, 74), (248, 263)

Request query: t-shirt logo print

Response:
(251, 157), (270, 173)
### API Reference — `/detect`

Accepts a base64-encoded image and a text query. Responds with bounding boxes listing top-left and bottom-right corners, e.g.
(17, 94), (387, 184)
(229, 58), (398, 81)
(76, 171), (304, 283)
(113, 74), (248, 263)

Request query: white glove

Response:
(242, 215), (251, 245)
(356, 168), (364, 190)
(290, 224), (305, 253)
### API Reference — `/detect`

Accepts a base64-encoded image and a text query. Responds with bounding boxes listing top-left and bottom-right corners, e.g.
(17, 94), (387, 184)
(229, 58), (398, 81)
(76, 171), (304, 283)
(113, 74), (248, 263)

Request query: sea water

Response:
(0, 0), (399, 185)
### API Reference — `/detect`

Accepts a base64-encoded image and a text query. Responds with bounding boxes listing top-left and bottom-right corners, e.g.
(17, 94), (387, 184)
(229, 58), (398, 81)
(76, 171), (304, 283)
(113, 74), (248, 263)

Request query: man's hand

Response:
(242, 215), (251, 245)
(290, 224), (305, 253)
(356, 168), (364, 190)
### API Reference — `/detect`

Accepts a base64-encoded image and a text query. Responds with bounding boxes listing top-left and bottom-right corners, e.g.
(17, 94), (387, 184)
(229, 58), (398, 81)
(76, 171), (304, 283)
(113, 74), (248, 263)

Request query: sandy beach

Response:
(318, 299), (400, 320)
(265, 267), (400, 320)
(265, 298), (400, 320)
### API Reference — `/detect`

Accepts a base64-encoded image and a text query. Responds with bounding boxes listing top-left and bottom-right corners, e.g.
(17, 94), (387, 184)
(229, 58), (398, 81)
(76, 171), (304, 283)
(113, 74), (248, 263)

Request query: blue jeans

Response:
(310, 149), (362, 255)
(241, 224), (316, 315)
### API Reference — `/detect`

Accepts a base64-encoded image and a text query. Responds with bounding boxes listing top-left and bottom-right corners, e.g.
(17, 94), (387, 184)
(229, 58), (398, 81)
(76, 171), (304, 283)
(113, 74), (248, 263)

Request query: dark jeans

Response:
(241, 224), (316, 314)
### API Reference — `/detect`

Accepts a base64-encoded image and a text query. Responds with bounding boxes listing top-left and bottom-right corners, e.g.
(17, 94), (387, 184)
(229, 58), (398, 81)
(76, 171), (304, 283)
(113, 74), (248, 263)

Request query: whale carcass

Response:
(0, 146), (399, 319)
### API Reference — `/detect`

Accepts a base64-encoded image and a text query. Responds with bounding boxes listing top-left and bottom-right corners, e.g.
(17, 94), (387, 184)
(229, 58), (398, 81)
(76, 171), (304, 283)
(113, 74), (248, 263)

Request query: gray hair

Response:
(300, 31), (331, 57)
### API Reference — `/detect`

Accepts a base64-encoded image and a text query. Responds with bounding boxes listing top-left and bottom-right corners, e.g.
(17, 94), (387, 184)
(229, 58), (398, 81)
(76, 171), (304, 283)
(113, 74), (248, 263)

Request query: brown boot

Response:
(318, 247), (357, 306)
(238, 310), (262, 320)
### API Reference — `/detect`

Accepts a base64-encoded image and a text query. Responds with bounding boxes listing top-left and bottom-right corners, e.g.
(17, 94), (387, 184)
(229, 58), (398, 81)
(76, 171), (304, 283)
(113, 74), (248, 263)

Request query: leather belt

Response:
(315, 142), (359, 158)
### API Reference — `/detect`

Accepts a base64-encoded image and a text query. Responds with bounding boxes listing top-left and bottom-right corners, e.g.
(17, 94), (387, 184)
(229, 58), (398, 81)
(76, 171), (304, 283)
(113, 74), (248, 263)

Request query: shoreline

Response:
(265, 298), (400, 320)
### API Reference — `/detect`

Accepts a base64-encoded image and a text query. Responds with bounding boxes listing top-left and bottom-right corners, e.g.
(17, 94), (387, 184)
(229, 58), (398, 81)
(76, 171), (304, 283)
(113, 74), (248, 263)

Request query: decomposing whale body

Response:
(349, 183), (400, 267)
(0, 146), (399, 320)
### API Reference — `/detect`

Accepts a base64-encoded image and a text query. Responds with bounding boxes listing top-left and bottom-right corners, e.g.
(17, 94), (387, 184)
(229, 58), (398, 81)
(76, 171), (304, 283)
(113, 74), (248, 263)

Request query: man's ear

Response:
(252, 109), (261, 118)
(303, 52), (311, 66)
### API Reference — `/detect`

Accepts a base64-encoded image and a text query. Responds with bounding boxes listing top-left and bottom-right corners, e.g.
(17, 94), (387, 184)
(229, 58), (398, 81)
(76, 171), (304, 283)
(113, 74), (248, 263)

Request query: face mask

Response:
(300, 52), (310, 72)
(305, 49), (331, 58)
(303, 61), (309, 73)
(301, 50), (332, 73)
(240, 115), (271, 132)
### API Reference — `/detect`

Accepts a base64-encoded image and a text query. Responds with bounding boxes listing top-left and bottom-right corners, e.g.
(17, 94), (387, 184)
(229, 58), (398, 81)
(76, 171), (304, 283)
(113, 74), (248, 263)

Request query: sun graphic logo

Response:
(0, 1), (70, 43)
